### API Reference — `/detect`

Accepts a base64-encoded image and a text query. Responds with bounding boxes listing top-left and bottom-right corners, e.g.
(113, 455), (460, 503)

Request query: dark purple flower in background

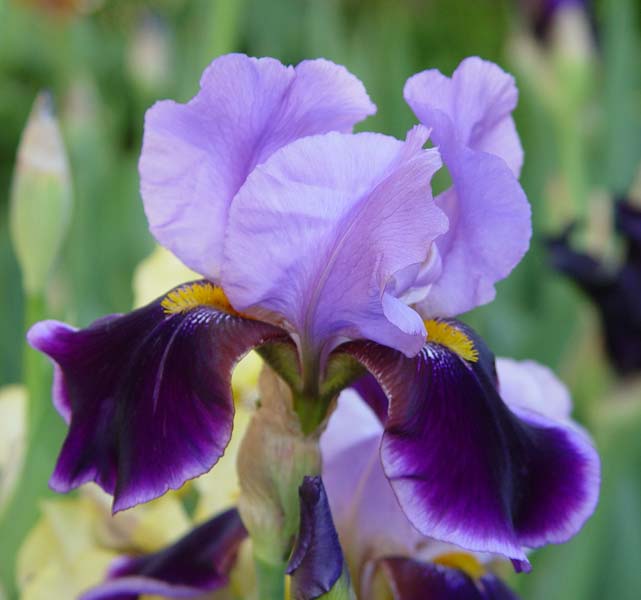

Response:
(29, 53), (598, 572)
(518, 0), (590, 40)
(81, 508), (247, 599)
(547, 200), (641, 375)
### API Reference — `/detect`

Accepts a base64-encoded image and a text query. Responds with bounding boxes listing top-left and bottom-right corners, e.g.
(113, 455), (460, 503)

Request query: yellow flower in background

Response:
(16, 409), (255, 600)
(17, 495), (116, 600)
(15, 409), (257, 599)
(17, 490), (191, 600)
(0, 385), (27, 517)
(132, 245), (198, 308)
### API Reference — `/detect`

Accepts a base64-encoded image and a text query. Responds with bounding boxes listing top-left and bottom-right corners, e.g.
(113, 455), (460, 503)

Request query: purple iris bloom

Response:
(547, 200), (641, 375)
(29, 54), (598, 568)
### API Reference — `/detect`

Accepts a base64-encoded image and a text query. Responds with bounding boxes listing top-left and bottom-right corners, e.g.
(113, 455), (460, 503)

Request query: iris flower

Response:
(81, 356), (592, 599)
(29, 54), (599, 569)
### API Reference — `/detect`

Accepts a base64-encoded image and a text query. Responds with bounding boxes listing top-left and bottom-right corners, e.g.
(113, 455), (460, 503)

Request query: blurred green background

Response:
(1, 0), (641, 598)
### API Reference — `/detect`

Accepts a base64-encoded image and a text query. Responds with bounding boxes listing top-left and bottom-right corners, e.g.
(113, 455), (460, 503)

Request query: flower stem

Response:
(0, 293), (65, 595)
(295, 347), (327, 435)
(254, 553), (287, 600)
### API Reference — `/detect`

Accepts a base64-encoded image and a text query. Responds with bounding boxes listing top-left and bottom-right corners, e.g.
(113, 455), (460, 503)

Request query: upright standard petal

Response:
(28, 281), (289, 511)
(140, 54), (376, 280)
(222, 128), (447, 359)
(404, 58), (531, 317)
(81, 508), (247, 600)
(287, 476), (351, 600)
(339, 320), (599, 566)
(405, 57), (523, 175)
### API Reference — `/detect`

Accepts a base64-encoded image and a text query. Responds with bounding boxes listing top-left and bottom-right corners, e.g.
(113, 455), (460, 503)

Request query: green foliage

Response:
(1, 0), (641, 597)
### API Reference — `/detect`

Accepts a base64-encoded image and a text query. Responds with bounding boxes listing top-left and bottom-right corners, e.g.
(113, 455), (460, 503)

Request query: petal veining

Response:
(222, 128), (447, 358)
(28, 281), (289, 511)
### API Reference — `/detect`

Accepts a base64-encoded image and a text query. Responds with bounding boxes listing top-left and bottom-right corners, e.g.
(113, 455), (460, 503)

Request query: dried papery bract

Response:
(237, 367), (322, 597)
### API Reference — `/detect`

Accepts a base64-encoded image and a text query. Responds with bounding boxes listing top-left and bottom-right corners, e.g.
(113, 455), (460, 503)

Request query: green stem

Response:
(0, 293), (65, 598)
(25, 294), (48, 433)
(294, 392), (330, 435)
(295, 348), (327, 435)
(254, 554), (287, 600)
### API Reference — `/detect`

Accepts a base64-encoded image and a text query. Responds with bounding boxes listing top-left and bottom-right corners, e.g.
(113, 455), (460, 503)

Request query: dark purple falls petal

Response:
(287, 476), (347, 599)
(81, 507), (247, 600)
(27, 281), (289, 511)
(377, 557), (519, 600)
(339, 321), (599, 565)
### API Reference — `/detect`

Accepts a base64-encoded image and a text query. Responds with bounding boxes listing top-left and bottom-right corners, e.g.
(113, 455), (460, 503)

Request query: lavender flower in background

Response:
(28, 52), (599, 588)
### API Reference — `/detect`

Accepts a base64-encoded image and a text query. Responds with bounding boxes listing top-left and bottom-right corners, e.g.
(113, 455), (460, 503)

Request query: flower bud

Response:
(10, 93), (72, 296)
(287, 477), (355, 600)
